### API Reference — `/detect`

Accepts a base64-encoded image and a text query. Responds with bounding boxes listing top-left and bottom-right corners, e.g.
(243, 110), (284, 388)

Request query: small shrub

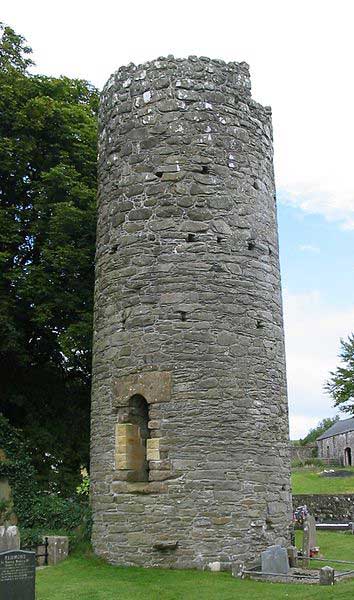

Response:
(76, 473), (90, 497)
(0, 414), (38, 523)
(304, 458), (325, 467)
(20, 528), (46, 549)
(19, 495), (92, 550)
(291, 459), (305, 468)
(292, 458), (326, 468)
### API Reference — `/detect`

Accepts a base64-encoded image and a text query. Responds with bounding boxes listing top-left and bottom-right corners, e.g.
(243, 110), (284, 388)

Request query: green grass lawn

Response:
(36, 532), (354, 599)
(292, 466), (354, 494)
(295, 531), (354, 570)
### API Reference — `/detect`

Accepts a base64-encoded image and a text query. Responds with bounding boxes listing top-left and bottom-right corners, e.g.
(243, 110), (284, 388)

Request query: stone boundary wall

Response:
(290, 444), (317, 462)
(293, 494), (354, 522)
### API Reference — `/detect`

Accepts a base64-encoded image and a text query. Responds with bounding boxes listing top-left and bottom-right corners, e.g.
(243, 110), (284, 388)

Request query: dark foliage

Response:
(0, 414), (38, 524)
(0, 24), (98, 494)
(300, 416), (340, 446)
(326, 334), (354, 413)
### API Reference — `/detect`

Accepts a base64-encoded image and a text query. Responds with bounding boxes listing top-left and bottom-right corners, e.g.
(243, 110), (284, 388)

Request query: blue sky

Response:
(278, 202), (354, 307)
(2, 0), (353, 439)
(278, 200), (354, 437)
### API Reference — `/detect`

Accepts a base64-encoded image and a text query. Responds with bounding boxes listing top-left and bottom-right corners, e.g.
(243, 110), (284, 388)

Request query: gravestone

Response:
(302, 514), (316, 567)
(261, 545), (289, 574)
(308, 515), (316, 549)
(45, 535), (69, 565)
(0, 550), (35, 599)
(319, 566), (334, 585)
(0, 526), (20, 552)
(287, 545), (298, 567)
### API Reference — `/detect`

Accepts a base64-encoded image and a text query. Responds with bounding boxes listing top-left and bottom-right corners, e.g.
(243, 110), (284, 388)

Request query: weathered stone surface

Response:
(91, 56), (291, 570)
(317, 425), (354, 465)
(293, 494), (354, 522)
(113, 372), (172, 408)
(45, 536), (69, 566)
(261, 545), (289, 574)
(287, 546), (298, 568)
(319, 566), (334, 586)
(0, 527), (20, 552)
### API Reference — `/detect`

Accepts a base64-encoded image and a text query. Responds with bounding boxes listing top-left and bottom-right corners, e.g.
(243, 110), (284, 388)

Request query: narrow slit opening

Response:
(248, 239), (256, 250)
(179, 311), (187, 322)
(201, 165), (209, 174)
(187, 233), (196, 243)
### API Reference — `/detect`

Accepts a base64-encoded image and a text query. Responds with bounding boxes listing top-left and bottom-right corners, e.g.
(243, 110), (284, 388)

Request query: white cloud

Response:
(298, 244), (320, 254)
(289, 415), (321, 441)
(2, 1), (354, 233)
(283, 290), (354, 439)
(278, 188), (354, 231)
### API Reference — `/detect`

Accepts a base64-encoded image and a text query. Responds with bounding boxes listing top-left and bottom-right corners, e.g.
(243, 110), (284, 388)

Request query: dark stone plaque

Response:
(0, 550), (35, 599)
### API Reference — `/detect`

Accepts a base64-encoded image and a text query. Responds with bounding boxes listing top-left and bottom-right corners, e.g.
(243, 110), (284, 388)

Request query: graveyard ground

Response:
(292, 466), (354, 494)
(36, 532), (354, 599)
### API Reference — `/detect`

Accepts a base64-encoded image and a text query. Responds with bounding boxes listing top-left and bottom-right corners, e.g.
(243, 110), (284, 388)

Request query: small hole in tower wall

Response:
(187, 233), (196, 242)
(155, 171), (163, 178)
(256, 320), (264, 329)
(179, 311), (187, 322)
(248, 239), (256, 250)
(201, 165), (209, 174)
(216, 236), (222, 244)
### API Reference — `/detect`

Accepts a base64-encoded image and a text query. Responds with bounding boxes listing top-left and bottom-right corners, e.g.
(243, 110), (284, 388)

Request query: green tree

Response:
(300, 416), (340, 446)
(326, 334), (354, 413)
(0, 23), (34, 73)
(0, 24), (98, 494)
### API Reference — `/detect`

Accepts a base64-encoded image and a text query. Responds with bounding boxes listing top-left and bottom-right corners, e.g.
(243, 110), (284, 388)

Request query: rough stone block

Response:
(0, 526), (20, 552)
(146, 438), (161, 461)
(319, 566), (334, 586)
(45, 536), (69, 566)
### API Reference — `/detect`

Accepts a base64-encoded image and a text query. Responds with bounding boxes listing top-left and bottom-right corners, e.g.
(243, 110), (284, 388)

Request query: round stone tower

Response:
(91, 56), (292, 570)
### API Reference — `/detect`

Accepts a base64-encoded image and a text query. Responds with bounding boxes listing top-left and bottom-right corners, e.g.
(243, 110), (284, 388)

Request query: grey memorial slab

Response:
(46, 535), (69, 565)
(308, 514), (316, 548)
(319, 566), (334, 586)
(0, 550), (35, 600)
(302, 514), (316, 567)
(261, 544), (290, 574)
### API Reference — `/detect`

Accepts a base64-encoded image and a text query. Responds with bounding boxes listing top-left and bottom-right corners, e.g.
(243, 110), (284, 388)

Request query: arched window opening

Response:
(344, 447), (352, 467)
(115, 394), (150, 482)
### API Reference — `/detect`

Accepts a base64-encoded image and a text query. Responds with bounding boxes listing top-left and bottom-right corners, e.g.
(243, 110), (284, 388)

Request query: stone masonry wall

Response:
(318, 430), (354, 465)
(91, 56), (292, 570)
(290, 443), (317, 463)
(293, 494), (354, 522)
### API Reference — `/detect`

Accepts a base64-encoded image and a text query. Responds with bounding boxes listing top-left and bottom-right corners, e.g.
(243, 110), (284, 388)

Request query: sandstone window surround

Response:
(112, 371), (172, 493)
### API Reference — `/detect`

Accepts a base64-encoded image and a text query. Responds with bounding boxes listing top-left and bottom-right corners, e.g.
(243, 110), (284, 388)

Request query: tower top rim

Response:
(102, 55), (251, 96)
